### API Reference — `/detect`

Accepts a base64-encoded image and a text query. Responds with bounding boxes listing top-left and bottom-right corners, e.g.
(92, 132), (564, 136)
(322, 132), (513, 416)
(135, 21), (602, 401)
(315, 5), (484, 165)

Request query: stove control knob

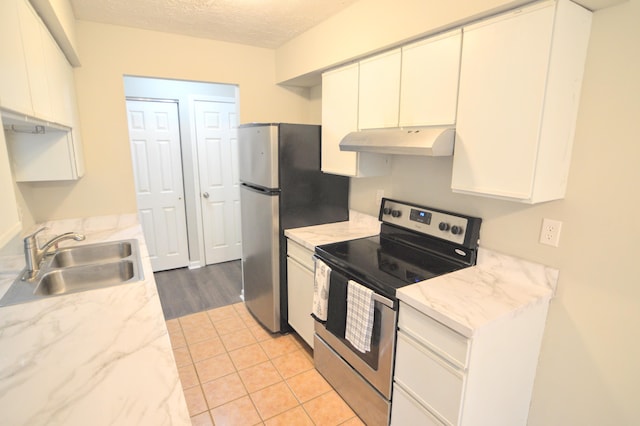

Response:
(451, 225), (464, 235)
(438, 222), (450, 231)
(383, 207), (392, 215)
(391, 210), (402, 218)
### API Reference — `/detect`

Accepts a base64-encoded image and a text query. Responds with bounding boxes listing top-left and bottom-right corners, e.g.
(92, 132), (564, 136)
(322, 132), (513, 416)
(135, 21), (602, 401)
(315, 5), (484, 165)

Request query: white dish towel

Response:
(312, 258), (331, 322)
(345, 280), (375, 353)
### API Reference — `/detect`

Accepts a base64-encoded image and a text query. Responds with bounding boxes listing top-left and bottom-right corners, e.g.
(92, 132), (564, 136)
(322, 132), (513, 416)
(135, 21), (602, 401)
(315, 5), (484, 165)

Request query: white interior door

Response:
(194, 100), (242, 264)
(126, 100), (189, 271)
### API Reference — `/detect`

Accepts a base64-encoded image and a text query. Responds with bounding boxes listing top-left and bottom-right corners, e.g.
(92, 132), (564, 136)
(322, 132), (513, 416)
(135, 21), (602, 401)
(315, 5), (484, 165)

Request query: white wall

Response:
(339, 1), (639, 423)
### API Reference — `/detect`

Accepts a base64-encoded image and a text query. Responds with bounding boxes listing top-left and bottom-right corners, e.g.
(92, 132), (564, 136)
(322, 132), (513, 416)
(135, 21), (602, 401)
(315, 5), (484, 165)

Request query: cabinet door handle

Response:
(202, 192), (210, 198)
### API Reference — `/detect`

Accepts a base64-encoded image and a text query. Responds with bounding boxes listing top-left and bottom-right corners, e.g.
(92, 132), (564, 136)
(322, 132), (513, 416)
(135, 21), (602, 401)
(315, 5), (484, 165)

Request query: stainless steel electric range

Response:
(313, 198), (482, 426)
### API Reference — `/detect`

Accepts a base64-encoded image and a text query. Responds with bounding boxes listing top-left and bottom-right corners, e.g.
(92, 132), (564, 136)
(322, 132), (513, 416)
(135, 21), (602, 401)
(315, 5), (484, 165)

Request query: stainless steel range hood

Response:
(339, 127), (455, 156)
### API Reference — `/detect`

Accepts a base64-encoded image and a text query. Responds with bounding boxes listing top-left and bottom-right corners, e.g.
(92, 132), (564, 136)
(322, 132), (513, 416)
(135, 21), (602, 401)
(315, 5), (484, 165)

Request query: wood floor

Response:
(154, 260), (243, 320)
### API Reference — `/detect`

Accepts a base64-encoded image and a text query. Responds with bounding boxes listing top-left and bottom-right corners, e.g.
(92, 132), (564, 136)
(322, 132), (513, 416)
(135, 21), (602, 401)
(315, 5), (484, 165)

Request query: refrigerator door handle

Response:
(241, 182), (280, 195)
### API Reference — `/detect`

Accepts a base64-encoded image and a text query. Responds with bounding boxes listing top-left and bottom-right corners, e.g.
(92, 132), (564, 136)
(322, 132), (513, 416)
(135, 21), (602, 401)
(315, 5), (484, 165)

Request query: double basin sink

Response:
(0, 239), (144, 307)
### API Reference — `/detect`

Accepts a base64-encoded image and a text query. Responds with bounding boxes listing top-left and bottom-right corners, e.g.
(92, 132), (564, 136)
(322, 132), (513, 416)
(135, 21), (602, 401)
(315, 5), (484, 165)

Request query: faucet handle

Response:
(24, 227), (49, 248)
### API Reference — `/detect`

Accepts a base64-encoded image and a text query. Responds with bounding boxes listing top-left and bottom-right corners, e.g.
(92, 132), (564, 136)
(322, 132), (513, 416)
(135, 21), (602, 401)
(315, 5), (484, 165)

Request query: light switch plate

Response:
(539, 218), (562, 247)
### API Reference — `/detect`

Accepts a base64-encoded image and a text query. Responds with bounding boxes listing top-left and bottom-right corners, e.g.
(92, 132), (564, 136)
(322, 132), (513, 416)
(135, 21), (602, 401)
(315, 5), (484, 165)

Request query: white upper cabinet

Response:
(321, 63), (391, 177)
(400, 29), (461, 127)
(0, 0), (85, 181)
(0, 0), (32, 115)
(358, 49), (401, 130)
(452, 0), (592, 203)
(358, 30), (462, 131)
(2, 0), (80, 128)
(43, 30), (76, 127)
(6, 125), (83, 182)
(17, 0), (53, 122)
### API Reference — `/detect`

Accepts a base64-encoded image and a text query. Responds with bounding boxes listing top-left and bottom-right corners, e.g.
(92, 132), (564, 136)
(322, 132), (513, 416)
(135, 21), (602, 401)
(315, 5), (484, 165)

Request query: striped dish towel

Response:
(345, 280), (375, 353)
(312, 258), (331, 322)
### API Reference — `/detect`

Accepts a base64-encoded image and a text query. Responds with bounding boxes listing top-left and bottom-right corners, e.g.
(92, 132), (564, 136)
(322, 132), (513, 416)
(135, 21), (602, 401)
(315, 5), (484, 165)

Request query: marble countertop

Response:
(0, 215), (190, 425)
(397, 247), (559, 337)
(284, 210), (381, 250)
(284, 213), (558, 339)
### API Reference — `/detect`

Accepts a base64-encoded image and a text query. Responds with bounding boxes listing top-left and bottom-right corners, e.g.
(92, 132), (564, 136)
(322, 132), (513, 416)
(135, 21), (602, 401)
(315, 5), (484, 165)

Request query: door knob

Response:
(202, 192), (210, 198)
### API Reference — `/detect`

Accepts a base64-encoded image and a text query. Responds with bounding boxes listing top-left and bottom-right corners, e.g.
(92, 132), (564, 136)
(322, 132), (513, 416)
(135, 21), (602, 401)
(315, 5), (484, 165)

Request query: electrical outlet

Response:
(375, 189), (384, 208)
(539, 218), (562, 247)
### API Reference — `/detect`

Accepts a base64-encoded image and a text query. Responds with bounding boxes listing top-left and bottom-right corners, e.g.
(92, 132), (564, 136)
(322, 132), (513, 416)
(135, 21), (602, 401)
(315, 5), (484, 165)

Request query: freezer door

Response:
(240, 184), (281, 332)
(238, 125), (279, 189)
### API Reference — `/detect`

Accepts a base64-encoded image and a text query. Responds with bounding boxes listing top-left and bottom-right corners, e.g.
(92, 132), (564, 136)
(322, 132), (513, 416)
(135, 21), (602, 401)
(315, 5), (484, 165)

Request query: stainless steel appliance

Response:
(313, 198), (482, 426)
(239, 123), (349, 333)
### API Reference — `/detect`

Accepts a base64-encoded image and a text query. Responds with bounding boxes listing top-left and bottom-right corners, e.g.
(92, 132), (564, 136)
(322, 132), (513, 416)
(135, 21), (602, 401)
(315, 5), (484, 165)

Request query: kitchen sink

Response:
(35, 260), (136, 296)
(49, 241), (133, 268)
(0, 239), (144, 307)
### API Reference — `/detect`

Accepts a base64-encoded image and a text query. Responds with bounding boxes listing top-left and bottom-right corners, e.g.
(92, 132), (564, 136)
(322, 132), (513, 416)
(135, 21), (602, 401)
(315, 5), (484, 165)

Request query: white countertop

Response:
(0, 215), (190, 426)
(284, 210), (381, 250)
(397, 247), (558, 337)
(285, 214), (558, 339)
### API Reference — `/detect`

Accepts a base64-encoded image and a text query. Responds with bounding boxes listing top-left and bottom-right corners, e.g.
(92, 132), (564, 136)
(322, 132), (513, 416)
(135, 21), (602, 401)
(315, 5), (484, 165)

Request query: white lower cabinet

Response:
(391, 385), (445, 426)
(395, 332), (464, 424)
(392, 303), (467, 425)
(392, 301), (549, 425)
(286, 239), (315, 348)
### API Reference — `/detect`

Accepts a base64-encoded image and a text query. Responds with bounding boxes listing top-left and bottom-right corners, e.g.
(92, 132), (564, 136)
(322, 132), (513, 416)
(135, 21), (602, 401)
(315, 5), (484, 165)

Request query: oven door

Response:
(313, 278), (397, 399)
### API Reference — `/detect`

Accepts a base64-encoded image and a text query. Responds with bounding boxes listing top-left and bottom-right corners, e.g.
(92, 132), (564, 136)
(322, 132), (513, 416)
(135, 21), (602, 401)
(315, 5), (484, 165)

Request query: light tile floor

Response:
(167, 302), (365, 426)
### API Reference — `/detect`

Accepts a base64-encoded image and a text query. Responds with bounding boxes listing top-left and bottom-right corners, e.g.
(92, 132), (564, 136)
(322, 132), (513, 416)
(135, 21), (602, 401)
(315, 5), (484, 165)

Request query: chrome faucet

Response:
(23, 227), (86, 280)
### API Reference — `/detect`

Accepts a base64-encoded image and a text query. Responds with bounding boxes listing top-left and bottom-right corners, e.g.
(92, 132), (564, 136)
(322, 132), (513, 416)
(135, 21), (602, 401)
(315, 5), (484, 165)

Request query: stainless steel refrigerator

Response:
(239, 123), (349, 333)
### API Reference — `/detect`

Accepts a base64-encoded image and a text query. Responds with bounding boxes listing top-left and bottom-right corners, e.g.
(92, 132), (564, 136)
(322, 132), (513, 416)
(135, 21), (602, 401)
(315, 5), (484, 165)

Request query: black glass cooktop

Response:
(315, 235), (468, 300)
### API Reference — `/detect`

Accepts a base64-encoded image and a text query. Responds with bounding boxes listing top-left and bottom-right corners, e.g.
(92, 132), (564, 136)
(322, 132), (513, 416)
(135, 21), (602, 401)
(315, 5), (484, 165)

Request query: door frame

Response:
(188, 94), (239, 268)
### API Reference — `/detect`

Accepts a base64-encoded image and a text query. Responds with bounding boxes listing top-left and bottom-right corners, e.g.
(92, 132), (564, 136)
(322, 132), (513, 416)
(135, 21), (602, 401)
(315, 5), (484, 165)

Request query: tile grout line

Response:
(172, 304), (362, 426)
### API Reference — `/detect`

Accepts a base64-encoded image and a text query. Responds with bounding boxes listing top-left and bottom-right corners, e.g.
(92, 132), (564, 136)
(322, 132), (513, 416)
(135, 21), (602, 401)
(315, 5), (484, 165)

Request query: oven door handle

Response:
(373, 293), (394, 309)
(313, 256), (396, 309)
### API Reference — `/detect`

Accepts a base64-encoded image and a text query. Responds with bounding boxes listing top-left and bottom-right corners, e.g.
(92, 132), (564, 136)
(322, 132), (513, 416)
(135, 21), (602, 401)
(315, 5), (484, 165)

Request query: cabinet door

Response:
(400, 29), (461, 127)
(43, 30), (74, 127)
(321, 63), (359, 176)
(453, 3), (555, 200)
(0, 124), (22, 247)
(6, 128), (78, 181)
(359, 49), (401, 130)
(17, 0), (52, 122)
(286, 256), (315, 348)
(0, 0), (32, 115)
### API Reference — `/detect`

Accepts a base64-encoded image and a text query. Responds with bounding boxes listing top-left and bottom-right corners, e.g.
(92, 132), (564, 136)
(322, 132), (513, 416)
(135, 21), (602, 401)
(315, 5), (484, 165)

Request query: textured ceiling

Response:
(69, 0), (360, 49)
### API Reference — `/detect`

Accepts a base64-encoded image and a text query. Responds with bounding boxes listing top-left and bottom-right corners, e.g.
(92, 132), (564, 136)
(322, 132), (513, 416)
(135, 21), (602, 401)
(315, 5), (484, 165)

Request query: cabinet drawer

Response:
(399, 302), (468, 368)
(286, 240), (314, 270)
(395, 332), (464, 425)
(391, 384), (445, 426)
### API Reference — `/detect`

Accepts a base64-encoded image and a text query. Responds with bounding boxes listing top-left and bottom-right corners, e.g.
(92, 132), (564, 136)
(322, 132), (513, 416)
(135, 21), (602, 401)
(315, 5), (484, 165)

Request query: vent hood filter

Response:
(339, 127), (455, 156)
